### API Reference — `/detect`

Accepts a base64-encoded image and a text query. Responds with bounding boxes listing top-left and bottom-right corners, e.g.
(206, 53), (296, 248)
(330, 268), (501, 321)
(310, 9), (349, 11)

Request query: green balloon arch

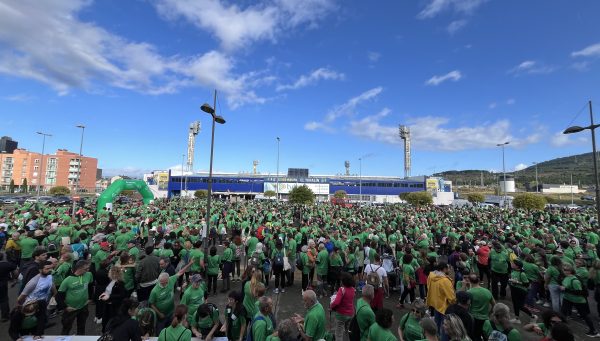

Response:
(97, 179), (154, 213)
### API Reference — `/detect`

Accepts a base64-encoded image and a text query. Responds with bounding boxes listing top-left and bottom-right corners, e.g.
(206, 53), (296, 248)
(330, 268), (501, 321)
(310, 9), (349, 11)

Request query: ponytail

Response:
(171, 304), (188, 328)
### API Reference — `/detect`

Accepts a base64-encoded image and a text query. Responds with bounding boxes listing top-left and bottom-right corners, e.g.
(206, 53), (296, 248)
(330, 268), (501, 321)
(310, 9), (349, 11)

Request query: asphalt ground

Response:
(1, 263), (597, 341)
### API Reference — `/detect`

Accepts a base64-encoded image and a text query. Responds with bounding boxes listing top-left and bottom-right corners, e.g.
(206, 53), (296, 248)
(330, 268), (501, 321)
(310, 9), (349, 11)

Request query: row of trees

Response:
(3, 181), (71, 195)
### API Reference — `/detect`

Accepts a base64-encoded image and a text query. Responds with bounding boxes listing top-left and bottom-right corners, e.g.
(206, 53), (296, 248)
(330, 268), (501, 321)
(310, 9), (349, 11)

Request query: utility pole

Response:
(36, 132), (52, 197)
(276, 137), (280, 202)
(533, 162), (539, 193)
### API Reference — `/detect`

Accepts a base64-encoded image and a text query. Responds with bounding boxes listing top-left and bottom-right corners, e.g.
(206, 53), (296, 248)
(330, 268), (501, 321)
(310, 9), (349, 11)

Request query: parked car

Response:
(2, 196), (31, 205)
(51, 196), (73, 206)
(581, 195), (595, 201)
(26, 196), (55, 204)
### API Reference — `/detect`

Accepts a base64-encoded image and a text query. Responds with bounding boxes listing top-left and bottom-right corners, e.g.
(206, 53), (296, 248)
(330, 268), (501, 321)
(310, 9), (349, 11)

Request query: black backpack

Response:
(273, 251), (284, 267)
(296, 256), (304, 271)
(348, 305), (367, 341)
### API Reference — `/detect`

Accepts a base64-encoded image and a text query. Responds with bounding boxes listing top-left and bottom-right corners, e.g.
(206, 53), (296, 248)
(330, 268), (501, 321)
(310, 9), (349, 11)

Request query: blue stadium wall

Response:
(166, 172), (425, 198)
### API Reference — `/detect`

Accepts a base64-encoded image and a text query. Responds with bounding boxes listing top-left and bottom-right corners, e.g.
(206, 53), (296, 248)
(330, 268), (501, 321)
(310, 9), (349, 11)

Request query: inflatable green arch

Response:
(97, 179), (154, 213)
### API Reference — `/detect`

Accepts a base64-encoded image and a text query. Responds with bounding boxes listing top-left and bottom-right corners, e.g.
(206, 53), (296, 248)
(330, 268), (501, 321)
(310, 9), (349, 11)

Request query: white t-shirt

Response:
(363, 263), (387, 288)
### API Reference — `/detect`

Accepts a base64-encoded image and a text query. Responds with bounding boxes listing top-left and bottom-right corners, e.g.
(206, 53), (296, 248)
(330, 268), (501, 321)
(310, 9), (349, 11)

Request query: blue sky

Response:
(1, 0), (600, 178)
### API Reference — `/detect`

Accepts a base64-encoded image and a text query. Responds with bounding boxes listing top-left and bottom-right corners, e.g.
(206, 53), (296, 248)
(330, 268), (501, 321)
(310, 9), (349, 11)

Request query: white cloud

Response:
(514, 163), (528, 171)
(154, 0), (336, 51)
(506, 98), (516, 105)
(571, 61), (590, 72)
(276, 68), (344, 91)
(348, 114), (540, 151)
(304, 87), (383, 132)
(103, 166), (152, 178)
(509, 60), (556, 75)
(368, 51), (381, 63)
(417, 0), (487, 19)
(447, 20), (467, 35)
(425, 70), (462, 86)
(489, 102), (497, 109)
(0, 0), (270, 108)
(2, 94), (35, 102)
(571, 43), (600, 58)
(551, 131), (588, 147)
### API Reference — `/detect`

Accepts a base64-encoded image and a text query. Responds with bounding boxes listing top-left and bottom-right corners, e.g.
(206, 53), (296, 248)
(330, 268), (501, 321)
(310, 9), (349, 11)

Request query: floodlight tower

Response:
(253, 160), (259, 175)
(399, 125), (411, 178)
(187, 121), (201, 172)
(345, 161), (350, 176)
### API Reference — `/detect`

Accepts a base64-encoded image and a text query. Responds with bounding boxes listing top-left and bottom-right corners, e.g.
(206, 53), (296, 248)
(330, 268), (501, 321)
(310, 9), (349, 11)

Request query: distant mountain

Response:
(435, 152), (599, 190)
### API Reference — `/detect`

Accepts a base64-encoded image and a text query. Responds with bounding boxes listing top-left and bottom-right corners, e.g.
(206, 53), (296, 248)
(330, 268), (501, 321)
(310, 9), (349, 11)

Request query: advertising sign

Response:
(264, 182), (330, 195)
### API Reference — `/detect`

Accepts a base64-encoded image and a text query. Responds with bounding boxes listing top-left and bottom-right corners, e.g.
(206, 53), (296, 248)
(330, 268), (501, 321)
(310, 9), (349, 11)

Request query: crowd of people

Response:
(0, 197), (598, 341)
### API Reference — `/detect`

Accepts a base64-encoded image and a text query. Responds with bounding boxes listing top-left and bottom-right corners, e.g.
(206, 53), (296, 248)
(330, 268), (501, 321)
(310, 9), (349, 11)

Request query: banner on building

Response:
(264, 182), (330, 195)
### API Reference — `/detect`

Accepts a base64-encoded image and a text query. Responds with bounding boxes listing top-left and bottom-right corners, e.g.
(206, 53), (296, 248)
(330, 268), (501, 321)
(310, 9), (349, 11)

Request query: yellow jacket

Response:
(426, 271), (456, 314)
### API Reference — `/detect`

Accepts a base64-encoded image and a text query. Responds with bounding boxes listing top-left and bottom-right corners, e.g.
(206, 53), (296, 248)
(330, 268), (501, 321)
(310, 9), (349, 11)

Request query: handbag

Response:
(283, 248), (291, 271)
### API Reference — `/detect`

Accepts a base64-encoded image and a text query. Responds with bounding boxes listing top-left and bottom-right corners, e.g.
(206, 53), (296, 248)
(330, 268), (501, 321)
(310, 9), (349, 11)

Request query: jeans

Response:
(273, 265), (285, 290)
(477, 263), (491, 285)
(434, 310), (448, 341)
(400, 286), (415, 304)
(472, 318), (486, 341)
(61, 305), (89, 335)
(0, 280), (9, 319)
(233, 259), (241, 278)
(286, 262), (296, 286)
(334, 314), (351, 341)
(510, 286), (533, 318)
(207, 274), (217, 294)
(302, 273), (310, 291)
(526, 281), (542, 306)
(548, 284), (563, 313)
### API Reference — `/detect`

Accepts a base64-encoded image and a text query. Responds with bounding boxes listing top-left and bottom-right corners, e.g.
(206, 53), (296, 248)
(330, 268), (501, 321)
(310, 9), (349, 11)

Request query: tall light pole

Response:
(36, 132), (52, 197)
(276, 137), (280, 202)
(72, 125), (85, 217)
(563, 100), (600, 224)
(181, 154), (185, 200)
(201, 90), (226, 252)
(532, 162), (539, 193)
(496, 142), (509, 203)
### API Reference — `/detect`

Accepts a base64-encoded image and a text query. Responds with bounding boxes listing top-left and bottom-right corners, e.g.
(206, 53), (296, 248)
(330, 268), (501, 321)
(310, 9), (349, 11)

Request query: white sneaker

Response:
(509, 318), (521, 324)
(543, 302), (550, 307)
(274, 288), (279, 294)
(281, 288), (285, 293)
(96, 318), (102, 324)
(536, 300), (544, 304)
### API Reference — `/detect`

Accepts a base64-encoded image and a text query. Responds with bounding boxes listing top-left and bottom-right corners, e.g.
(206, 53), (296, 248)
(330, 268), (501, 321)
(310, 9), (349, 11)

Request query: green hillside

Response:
(434, 152), (599, 191)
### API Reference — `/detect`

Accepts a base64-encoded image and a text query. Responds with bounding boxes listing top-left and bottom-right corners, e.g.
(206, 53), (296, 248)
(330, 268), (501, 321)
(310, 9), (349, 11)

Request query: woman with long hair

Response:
(221, 290), (247, 341)
(443, 314), (471, 341)
(398, 254), (416, 308)
(330, 272), (356, 341)
(545, 256), (564, 313)
(100, 265), (127, 332)
(158, 304), (192, 341)
(243, 269), (263, 322)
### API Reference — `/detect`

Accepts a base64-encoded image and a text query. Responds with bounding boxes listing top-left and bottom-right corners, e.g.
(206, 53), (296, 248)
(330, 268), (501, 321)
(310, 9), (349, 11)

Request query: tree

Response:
(264, 190), (276, 198)
(288, 185), (315, 205)
(334, 190), (347, 199)
(194, 190), (208, 199)
(21, 179), (28, 193)
(403, 191), (433, 206)
(513, 193), (547, 210)
(467, 193), (485, 204)
(9, 179), (14, 193)
(49, 186), (70, 196)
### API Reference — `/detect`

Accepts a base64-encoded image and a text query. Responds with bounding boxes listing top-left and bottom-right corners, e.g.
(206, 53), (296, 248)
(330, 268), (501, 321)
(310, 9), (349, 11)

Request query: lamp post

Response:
(36, 132), (52, 197)
(201, 90), (226, 251)
(72, 125), (85, 218)
(276, 137), (280, 202)
(496, 141), (510, 204)
(532, 162), (539, 193)
(181, 154), (185, 202)
(563, 100), (600, 223)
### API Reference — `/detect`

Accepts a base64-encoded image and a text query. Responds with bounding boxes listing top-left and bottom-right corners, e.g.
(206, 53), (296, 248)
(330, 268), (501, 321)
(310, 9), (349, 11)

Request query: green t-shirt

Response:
(226, 305), (247, 340)
(330, 253), (344, 267)
(368, 322), (398, 341)
(301, 253), (311, 274)
(545, 265), (561, 285)
(522, 262), (541, 282)
(21, 315), (37, 330)
(483, 320), (521, 341)
(52, 261), (72, 286)
(181, 285), (205, 324)
(190, 249), (205, 272)
(207, 255), (221, 275)
(510, 270), (529, 291)
(92, 249), (109, 270)
(122, 266), (135, 291)
(399, 313), (424, 341)
(243, 281), (257, 319)
(490, 249), (509, 274)
(158, 324), (192, 341)
(222, 247), (233, 262)
(192, 305), (219, 329)
(115, 233), (131, 251)
(58, 272), (93, 310)
(304, 303), (326, 340)
(20, 237), (39, 259)
(468, 287), (493, 320)
(316, 250), (329, 276)
(149, 275), (178, 316)
(128, 246), (140, 259)
(252, 313), (273, 341)
(402, 264), (416, 285)
(562, 275), (586, 304)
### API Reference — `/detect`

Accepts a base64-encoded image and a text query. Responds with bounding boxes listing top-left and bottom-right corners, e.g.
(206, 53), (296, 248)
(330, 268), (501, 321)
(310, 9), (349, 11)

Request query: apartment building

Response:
(0, 149), (98, 193)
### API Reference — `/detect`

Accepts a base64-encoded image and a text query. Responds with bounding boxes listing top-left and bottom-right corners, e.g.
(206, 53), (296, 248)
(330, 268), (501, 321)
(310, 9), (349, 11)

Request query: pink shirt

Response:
(330, 286), (355, 316)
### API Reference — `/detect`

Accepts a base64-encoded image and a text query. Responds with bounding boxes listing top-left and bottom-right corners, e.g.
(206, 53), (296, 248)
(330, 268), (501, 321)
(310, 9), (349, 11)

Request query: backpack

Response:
(488, 321), (513, 341)
(366, 265), (381, 288)
(249, 252), (261, 268)
(46, 235), (60, 255)
(296, 256), (304, 271)
(348, 305), (367, 341)
(273, 251), (284, 267)
(263, 258), (271, 273)
(245, 315), (266, 341)
(565, 276), (588, 297)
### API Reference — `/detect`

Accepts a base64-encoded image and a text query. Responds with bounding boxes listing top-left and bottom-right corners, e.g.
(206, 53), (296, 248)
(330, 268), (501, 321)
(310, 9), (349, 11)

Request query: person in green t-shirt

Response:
(252, 296), (274, 341)
(191, 303), (223, 340)
(466, 273), (495, 341)
(223, 290), (247, 341)
(356, 285), (376, 341)
(315, 245), (329, 297)
(398, 300), (426, 341)
(489, 242), (510, 299)
(293, 290), (326, 341)
(559, 263), (599, 337)
(368, 308), (398, 341)
(206, 246), (221, 295)
(149, 261), (193, 332)
(508, 260), (535, 323)
(19, 232), (39, 261)
(57, 260), (93, 335)
(221, 240), (234, 293)
(157, 304), (193, 341)
(180, 274), (206, 326)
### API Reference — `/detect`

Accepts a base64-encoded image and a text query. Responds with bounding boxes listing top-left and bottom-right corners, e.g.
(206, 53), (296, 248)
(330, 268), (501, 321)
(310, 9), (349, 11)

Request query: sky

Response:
(1, 0), (600, 178)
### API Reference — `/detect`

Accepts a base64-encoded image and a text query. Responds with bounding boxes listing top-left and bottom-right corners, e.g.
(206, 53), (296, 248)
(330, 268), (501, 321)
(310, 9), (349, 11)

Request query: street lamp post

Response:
(563, 100), (600, 223)
(201, 90), (226, 252)
(496, 142), (510, 204)
(36, 132), (52, 197)
(181, 154), (185, 202)
(73, 125), (85, 217)
(532, 162), (539, 193)
(276, 137), (280, 202)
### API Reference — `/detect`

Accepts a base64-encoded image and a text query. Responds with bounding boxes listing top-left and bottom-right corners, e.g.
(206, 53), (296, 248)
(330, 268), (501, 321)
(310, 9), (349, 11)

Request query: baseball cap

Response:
(191, 274), (202, 283)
